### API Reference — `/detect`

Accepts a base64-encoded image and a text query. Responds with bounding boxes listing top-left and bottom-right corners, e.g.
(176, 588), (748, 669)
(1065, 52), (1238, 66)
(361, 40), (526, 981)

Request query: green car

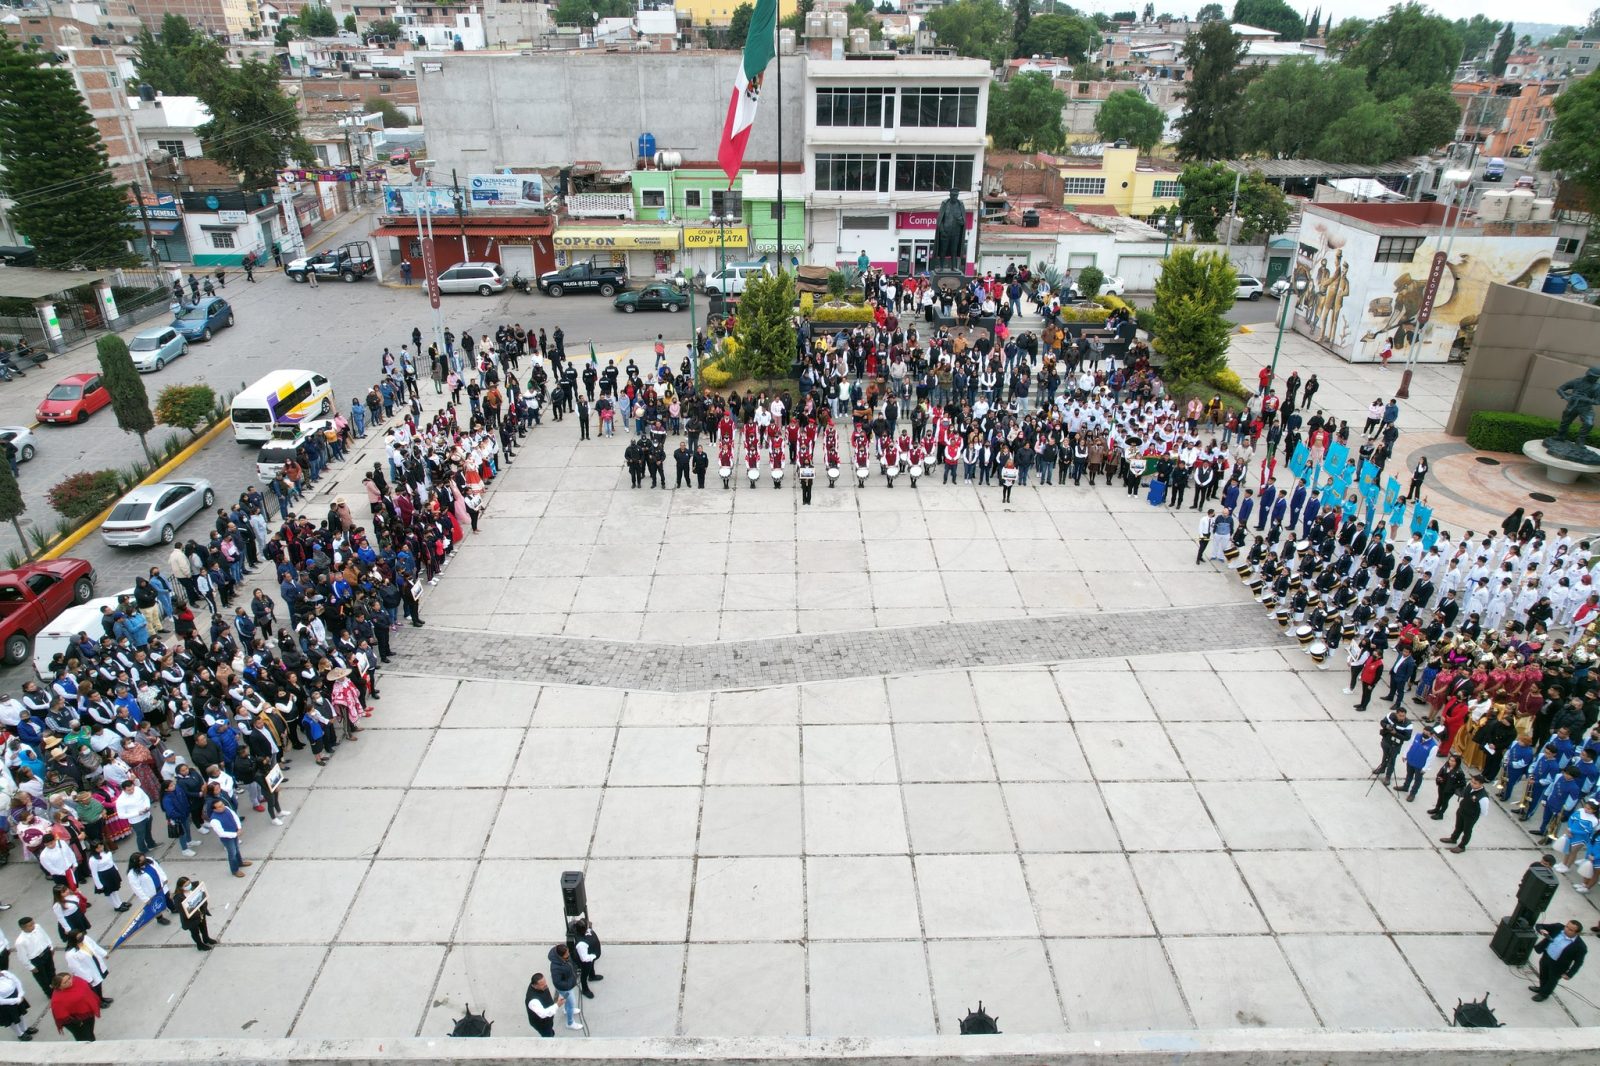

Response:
(613, 283), (688, 314)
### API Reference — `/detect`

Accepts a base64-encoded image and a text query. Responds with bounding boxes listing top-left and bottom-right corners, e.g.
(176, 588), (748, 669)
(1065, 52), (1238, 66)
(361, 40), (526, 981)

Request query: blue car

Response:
(171, 297), (234, 342)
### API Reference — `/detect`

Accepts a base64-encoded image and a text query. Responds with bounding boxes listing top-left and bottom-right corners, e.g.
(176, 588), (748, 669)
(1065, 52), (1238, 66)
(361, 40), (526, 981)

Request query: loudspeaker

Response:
(561, 871), (587, 919)
(1515, 865), (1559, 920)
(1490, 916), (1538, 967)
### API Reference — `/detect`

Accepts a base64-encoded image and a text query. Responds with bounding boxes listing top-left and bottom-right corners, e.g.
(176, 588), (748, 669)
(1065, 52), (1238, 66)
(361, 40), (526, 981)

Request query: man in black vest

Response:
(573, 918), (603, 998)
(525, 973), (557, 1036)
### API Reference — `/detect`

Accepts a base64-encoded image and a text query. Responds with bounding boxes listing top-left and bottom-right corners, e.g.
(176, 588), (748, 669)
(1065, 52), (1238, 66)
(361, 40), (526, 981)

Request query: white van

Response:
(33, 588), (133, 680)
(703, 262), (773, 296)
(256, 418), (338, 484)
(232, 370), (335, 444)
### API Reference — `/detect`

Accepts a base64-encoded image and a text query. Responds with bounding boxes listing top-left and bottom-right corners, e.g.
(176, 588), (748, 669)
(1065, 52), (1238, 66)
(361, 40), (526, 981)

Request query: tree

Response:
(1543, 73), (1600, 204)
(133, 14), (214, 95)
(367, 18), (405, 42)
(925, 0), (1011, 65)
(1012, 0), (1030, 59)
(1324, 17), (1368, 55)
(1077, 266), (1105, 298)
(1017, 13), (1098, 62)
(1151, 248), (1236, 382)
(1232, 0), (1303, 41)
(1095, 89), (1165, 151)
(0, 39), (137, 269)
(366, 96), (411, 128)
(1240, 58), (1368, 158)
(0, 456), (25, 560)
(344, 14), (357, 32)
(726, 2), (754, 48)
(274, 20), (296, 47)
(1391, 87), (1461, 155)
(193, 59), (314, 189)
(1339, 2), (1461, 102)
(1175, 21), (1254, 162)
(987, 71), (1067, 152)
(96, 335), (156, 466)
(1314, 98), (1400, 163)
(299, 4), (338, 36)
(1177, 163), (1287, 242)
(731, 271), (797, 380)
(155, 384), (217, 436)
(1196, 2), (1224, 19)
(1491, 23), (1515, 76)
(1453, 14), (1501, 60)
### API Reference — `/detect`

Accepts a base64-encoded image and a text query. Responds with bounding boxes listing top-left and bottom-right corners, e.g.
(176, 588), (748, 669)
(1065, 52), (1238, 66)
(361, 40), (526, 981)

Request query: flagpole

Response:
(774, 19), (783, 272)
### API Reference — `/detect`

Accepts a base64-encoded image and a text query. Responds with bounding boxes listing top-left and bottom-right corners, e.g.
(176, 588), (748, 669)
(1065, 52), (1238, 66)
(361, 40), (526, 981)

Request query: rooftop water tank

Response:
(637, 132), (656, 163)
(1476, 190), (1510, 222)
(1530, 197), (1555, 222)
(1506, 189), (1535, 221)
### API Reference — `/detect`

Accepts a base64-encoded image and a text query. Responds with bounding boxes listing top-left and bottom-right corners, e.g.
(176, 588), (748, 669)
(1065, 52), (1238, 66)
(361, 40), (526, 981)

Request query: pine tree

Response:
(97, 335), (157, 466)
(0, 38), (137, 268)
(1492, 24), (1515, 76)
(0, 456), (26, 561)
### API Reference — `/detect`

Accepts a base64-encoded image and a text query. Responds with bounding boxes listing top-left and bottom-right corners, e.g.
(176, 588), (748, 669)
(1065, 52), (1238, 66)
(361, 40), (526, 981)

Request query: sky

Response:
(1068, 1), (1595, 27)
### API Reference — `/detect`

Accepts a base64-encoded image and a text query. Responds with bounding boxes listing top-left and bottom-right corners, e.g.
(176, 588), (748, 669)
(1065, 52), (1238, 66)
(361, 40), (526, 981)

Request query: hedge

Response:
(1466, 410), (1597, 453)
(1057, 306), (1110, 325)
(809, 304), (876, 325)
(1094, 293), (1134, 315)
(700, 358), (733, 389)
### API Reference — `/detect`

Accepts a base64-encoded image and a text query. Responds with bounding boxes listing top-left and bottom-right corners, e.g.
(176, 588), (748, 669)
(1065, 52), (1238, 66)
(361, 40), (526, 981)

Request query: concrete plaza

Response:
(6, 323), (1599, 1048)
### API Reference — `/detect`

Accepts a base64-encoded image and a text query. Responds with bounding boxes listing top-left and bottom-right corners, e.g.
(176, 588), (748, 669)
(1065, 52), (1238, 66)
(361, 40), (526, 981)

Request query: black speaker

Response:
(561, 871), (587, 918)
(1516, 865), (1559, 919)
(1490, 916), (1538, 966)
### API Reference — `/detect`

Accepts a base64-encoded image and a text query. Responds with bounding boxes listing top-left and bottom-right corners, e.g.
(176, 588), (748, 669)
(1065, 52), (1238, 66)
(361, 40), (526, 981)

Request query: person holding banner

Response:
(170, 878), (215, 952)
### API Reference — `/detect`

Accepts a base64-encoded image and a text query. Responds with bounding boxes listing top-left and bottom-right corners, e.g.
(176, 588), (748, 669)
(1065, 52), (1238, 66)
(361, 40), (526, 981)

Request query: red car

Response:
(36, 372), (111, 425)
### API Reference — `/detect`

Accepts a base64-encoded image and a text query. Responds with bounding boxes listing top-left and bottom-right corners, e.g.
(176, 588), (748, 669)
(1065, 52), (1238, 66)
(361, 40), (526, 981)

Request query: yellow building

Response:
(1058, 147), (1183, 218)
(675, 0), (798, 27)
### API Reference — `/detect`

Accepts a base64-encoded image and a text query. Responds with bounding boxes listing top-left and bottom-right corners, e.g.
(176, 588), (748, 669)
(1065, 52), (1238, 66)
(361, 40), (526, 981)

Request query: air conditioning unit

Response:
(1022, 210), (1040, 228)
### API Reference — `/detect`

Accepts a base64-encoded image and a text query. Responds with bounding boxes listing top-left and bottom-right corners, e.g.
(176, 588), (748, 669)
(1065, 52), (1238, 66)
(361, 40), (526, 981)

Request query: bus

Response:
(231, 370), (336, 443)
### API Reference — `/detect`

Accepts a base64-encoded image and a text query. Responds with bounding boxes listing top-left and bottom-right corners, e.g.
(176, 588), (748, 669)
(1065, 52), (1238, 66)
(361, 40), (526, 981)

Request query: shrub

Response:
(155, 383), (218, 435)
(1208, 367), (1250, 400)
(1095, 293), (1133, 315)
(810, 304), (876, 324)
(1057, 306), (1110, 325)
(799, 292), (815, 315)
(700, 358), (733, 389)
(826, 271), (849, 301)
(1466, 411), (1593, 453)
(1137, 308), (1158, 340)
(1077, 266), (1106, 300)
(47, 469), (122, 523)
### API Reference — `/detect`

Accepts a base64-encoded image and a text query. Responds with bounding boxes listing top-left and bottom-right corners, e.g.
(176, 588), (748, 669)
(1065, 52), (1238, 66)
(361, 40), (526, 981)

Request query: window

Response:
(815, 87), (893, 127)
(770, 203), (786, 219)
(899, 87), (979, 127)
(1152, 179), (1182, 198)
(1062, 177), (1107, 196)
(1580, 56), (1591, 65)
(641, 190), (665, 208)
(1375, 236), (1423, 263)
(842, 214), (890, 229)
(683, 189), (702, 208)
(209, 230), (236, 249)
(815, 152), (891, 192)
(378, 82), (391, 93)
(156, 140), (187, 159)
(894, 153), (975, 193)
(1557, 237), (1583, 255)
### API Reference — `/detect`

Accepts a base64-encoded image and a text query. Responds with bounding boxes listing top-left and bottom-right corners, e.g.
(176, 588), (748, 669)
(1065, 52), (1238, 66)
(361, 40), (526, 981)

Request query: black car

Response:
(537, 261), (628, 297)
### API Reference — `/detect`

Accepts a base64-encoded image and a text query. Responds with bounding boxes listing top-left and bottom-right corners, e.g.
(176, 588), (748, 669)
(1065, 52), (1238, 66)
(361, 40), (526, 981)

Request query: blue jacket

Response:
(1543, 775), (1583, 813)
(1505, 741), (1536, 776)
(1529, 754), (1562, 794)
(1547, 735), (1578, 767)
(1404, 734), (1438, 769)
(161, 788), (190, 823)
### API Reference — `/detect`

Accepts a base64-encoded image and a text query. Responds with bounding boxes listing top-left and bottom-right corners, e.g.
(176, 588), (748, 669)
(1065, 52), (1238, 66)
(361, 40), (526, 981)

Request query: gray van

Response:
(437, 261), (507, 296)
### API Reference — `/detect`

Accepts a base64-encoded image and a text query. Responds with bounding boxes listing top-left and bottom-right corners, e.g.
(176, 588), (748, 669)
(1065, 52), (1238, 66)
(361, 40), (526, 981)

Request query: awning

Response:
(474, 227), (550, 240)
(0, 267), (115, 300)
(142, 219), (182, 235)
(553, 226), (680, 251)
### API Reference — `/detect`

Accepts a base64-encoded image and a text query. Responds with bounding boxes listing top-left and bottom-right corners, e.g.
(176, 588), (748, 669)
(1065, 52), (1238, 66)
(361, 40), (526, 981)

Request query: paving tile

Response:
(1025, 852), (1152, 937)
(681, 943), (808, 1037)
(690, 856), (805, 941)
(1165, 936), (1319, 1029)
(292, 945), (444, 1038)
(809, 941), (934, 1037)
(916, 853), (1038, 938)
(927, 939), (1066, 1034)
(806, 855), (922, 940)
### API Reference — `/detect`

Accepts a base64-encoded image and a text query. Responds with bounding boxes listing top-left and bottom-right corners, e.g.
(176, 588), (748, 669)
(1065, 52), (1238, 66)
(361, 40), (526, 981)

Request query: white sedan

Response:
(100, 477), (215, 548)
(1067, 275), (1126, 299)
(0, 426), (37, 463)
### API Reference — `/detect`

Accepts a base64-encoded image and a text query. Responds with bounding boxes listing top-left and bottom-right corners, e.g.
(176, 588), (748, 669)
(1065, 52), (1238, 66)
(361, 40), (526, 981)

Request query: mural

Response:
(1290, 214), (1554, 364)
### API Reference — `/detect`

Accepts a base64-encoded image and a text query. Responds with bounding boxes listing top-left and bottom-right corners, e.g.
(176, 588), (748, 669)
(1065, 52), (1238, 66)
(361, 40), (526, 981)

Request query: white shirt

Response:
(13, 926), (50, 962)
(128, 860), (169, 903)
(115, 788), (152, 823)
(64, 937), (107, 986)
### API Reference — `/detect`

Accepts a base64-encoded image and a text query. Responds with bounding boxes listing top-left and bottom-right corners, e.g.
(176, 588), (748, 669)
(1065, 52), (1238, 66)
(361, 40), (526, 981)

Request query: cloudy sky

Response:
(1071, 1), (1594, 27)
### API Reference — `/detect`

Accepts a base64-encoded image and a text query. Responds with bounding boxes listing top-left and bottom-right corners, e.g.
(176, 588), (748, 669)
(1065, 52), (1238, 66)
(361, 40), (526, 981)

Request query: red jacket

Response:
(51, 976), (100, 1031)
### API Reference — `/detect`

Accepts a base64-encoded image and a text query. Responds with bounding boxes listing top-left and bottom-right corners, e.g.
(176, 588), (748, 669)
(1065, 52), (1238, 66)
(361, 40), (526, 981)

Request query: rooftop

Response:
(1219, 157), (1426, 180)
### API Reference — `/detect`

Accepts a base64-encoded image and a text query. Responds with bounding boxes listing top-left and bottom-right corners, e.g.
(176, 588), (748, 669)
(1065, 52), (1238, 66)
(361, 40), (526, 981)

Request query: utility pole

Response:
(1222, 167), (1241, 258)
(129, 181), (161, 271)
(451, 168), (470, 260)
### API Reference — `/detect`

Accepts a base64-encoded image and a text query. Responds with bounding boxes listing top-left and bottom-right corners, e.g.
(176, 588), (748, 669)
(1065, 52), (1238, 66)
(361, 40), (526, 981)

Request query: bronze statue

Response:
(932, 189), (966, 273)
(1544, 367), (1600, 464)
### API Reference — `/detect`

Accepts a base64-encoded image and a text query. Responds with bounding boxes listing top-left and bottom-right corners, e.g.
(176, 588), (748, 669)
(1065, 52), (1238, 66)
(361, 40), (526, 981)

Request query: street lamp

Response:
(1268, 274), (1310, 383)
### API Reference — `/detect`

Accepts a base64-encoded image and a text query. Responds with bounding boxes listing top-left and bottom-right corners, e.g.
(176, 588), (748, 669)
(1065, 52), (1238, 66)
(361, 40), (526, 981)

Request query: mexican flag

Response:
(717, 0), (778, 185)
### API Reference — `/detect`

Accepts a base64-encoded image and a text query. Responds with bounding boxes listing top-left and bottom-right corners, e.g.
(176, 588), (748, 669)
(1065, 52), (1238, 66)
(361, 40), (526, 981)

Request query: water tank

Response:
(653, 150), (682, 170)
(827, 11), (847, 37)
(1531, 197), (1555, 222)
(804, 11), (826, 38)
(778, 27), (795, 54)
(1477, 190), (1510, 222)
(1506, 189), (1535, 222)
(848, 27), (870, 53)
(637, 133), (656, 162)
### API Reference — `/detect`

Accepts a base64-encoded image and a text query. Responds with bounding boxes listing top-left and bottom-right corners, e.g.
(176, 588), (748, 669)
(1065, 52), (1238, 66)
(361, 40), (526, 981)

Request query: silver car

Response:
(100, 477), (215, 547)
(128, 325), (188, 372)
(0, 426), (36, 463)
(436, 261), (507, 296)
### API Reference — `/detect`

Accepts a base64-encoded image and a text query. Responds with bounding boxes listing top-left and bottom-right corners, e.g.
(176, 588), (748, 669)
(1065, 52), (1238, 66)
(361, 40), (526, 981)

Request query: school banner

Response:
(1288, 442), (1311, 480)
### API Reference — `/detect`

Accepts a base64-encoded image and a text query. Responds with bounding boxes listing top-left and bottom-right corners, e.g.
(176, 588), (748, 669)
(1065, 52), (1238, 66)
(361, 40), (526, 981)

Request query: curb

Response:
(40, 417), (235, 561)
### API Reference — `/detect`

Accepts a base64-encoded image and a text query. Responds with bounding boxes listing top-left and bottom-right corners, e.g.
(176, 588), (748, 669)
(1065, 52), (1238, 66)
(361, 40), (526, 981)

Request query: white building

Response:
(805, 55), (991, 272)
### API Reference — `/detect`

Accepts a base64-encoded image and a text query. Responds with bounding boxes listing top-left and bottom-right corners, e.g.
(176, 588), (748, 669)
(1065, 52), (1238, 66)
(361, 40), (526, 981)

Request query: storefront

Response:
(179, 191), (282, 267)
(893, 209), (974, 276)
(372, 214), (556, 280)
(682, 224), (749, 278)
(552, 225), (681, 280)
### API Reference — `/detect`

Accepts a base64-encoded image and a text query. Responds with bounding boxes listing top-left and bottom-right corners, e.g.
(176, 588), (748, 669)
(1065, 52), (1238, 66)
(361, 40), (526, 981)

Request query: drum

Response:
(1275, 609), (1291, 628)
(1224, 545), (1240, 561)
(1247, 577), (1264, 591)
(1260, 593), (1277, 608)
(748, 468), (761, 484)
(719, 466), (732, 478)
(827, 467), (839, 479)
(1295, 539), (1312, 553)
(1342, 622), (1357, 639)
(856, 467), (869, 480)
(909, 462), (924, 477)
(1309, 639), (1329, 664)
(1295, 624), (1315, 646)
(1234, 558), (1252, 573)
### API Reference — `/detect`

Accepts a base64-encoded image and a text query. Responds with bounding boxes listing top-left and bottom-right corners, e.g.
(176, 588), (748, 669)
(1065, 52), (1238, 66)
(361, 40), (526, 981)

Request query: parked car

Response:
(1484, 157), (1506, 181)
(1513, 174), (1537, 190)
(1509, 142), (1533, 158)
(537, 261), (627, 298)
(1269, 277), (1291, 299)
(1235, 274), (1265, 301)
(703, 262), (770, 297)
(614, 283), (689, 314)
(100, 477), (215, 548)
(438, 261), (507, 296)
(36, 372), (111, 424)
(1069, 275), (1126, 299)
(0, 558), (96, 665)
(0, 426), (38, 463)
(128, 325), (188, 372)
(172, 297), (234, 341)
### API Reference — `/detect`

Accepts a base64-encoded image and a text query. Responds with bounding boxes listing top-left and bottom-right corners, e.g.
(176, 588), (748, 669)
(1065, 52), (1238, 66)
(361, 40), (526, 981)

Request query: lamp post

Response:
(676, 270), (698, 382)
(1268, 274), (1310, 383)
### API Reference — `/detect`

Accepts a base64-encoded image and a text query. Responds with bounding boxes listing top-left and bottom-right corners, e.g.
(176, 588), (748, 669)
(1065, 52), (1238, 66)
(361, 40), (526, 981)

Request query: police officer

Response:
(624, 441), (644, 489)
(673, 443), (692, 488)
(648, 439), (666, 489)
(692, 446), (709, 489)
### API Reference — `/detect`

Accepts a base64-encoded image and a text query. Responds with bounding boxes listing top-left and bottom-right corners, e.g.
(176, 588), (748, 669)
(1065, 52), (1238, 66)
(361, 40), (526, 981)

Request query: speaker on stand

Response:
(1490, 865), (1558, 967)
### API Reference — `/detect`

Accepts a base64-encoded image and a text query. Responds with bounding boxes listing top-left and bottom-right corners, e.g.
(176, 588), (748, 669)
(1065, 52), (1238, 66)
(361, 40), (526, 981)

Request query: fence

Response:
(0, 267), (171, 351)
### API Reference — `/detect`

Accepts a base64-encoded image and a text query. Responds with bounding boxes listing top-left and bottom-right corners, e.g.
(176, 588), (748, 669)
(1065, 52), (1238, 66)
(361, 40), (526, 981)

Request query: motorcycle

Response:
(510, 272), (532, 294)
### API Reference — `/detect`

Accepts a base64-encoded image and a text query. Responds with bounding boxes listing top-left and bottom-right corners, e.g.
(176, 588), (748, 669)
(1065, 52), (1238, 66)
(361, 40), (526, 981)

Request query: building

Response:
(1054, 146), (1182, 218)
(674, 0), (796, 29)
(1537, 35), (1597, 79)
(628, 163), (804, 278)
(131, 0), (261, 37)
(1057, 77), (1185, 139)
(805, 54), (991, 272)
(1290, 200), (1557, 365)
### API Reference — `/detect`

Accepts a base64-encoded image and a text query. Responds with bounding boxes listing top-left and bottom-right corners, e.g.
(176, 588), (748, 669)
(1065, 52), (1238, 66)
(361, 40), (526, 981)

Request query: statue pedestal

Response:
(1522, 438), (1600, 485)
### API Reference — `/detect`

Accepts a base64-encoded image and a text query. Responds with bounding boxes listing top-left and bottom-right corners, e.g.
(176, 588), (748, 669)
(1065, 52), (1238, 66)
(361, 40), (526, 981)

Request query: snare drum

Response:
(1309, 639), (1329, 664)
(1275, 609), (1291, 628)
(1295, 624), (1315, 646)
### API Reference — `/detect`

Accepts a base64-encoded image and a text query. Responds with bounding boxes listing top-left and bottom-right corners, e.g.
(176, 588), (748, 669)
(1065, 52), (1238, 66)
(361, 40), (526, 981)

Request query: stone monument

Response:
(1523, 367), (1600, 483)
(931, 188), (967, 274)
